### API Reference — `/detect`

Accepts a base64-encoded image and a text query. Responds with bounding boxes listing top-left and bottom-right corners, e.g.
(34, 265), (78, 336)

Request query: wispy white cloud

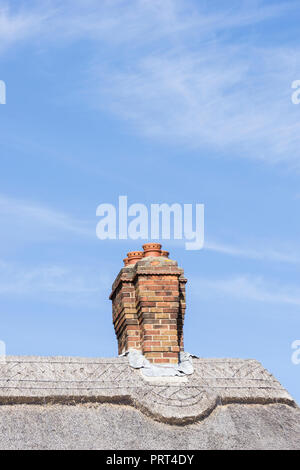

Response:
(205, 240), (300, 264)
(1, 0), (300, 164)
(83, 1), (300, 165)
(192, 275), (300, 306)
(95, 45), (300, 165)
(1, 193), (298, 266)
(0, 193), (109, 306)
(0, 2), (51, 51)
(39, 0), (298, 44)
(0, 259), (108, 307)
(0, 194), (94, 241)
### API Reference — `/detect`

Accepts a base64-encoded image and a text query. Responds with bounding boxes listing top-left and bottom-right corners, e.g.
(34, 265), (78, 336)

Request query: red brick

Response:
(110, 247), (187, 362)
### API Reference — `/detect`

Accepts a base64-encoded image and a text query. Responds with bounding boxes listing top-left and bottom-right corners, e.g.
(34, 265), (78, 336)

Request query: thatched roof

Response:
(0, 356), (299, 449)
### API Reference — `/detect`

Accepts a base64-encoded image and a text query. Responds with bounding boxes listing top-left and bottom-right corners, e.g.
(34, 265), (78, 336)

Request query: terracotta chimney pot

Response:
(161, 250), (169, 258)
(142, 243), (162, 257)
(127, 251), (144, 265)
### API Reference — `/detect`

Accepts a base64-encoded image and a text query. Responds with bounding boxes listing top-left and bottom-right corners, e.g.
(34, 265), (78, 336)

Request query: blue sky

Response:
(0, 0), (299, 402)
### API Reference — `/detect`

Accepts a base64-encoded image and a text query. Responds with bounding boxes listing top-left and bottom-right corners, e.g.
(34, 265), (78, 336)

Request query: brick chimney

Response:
(109, 244), (187, 364)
